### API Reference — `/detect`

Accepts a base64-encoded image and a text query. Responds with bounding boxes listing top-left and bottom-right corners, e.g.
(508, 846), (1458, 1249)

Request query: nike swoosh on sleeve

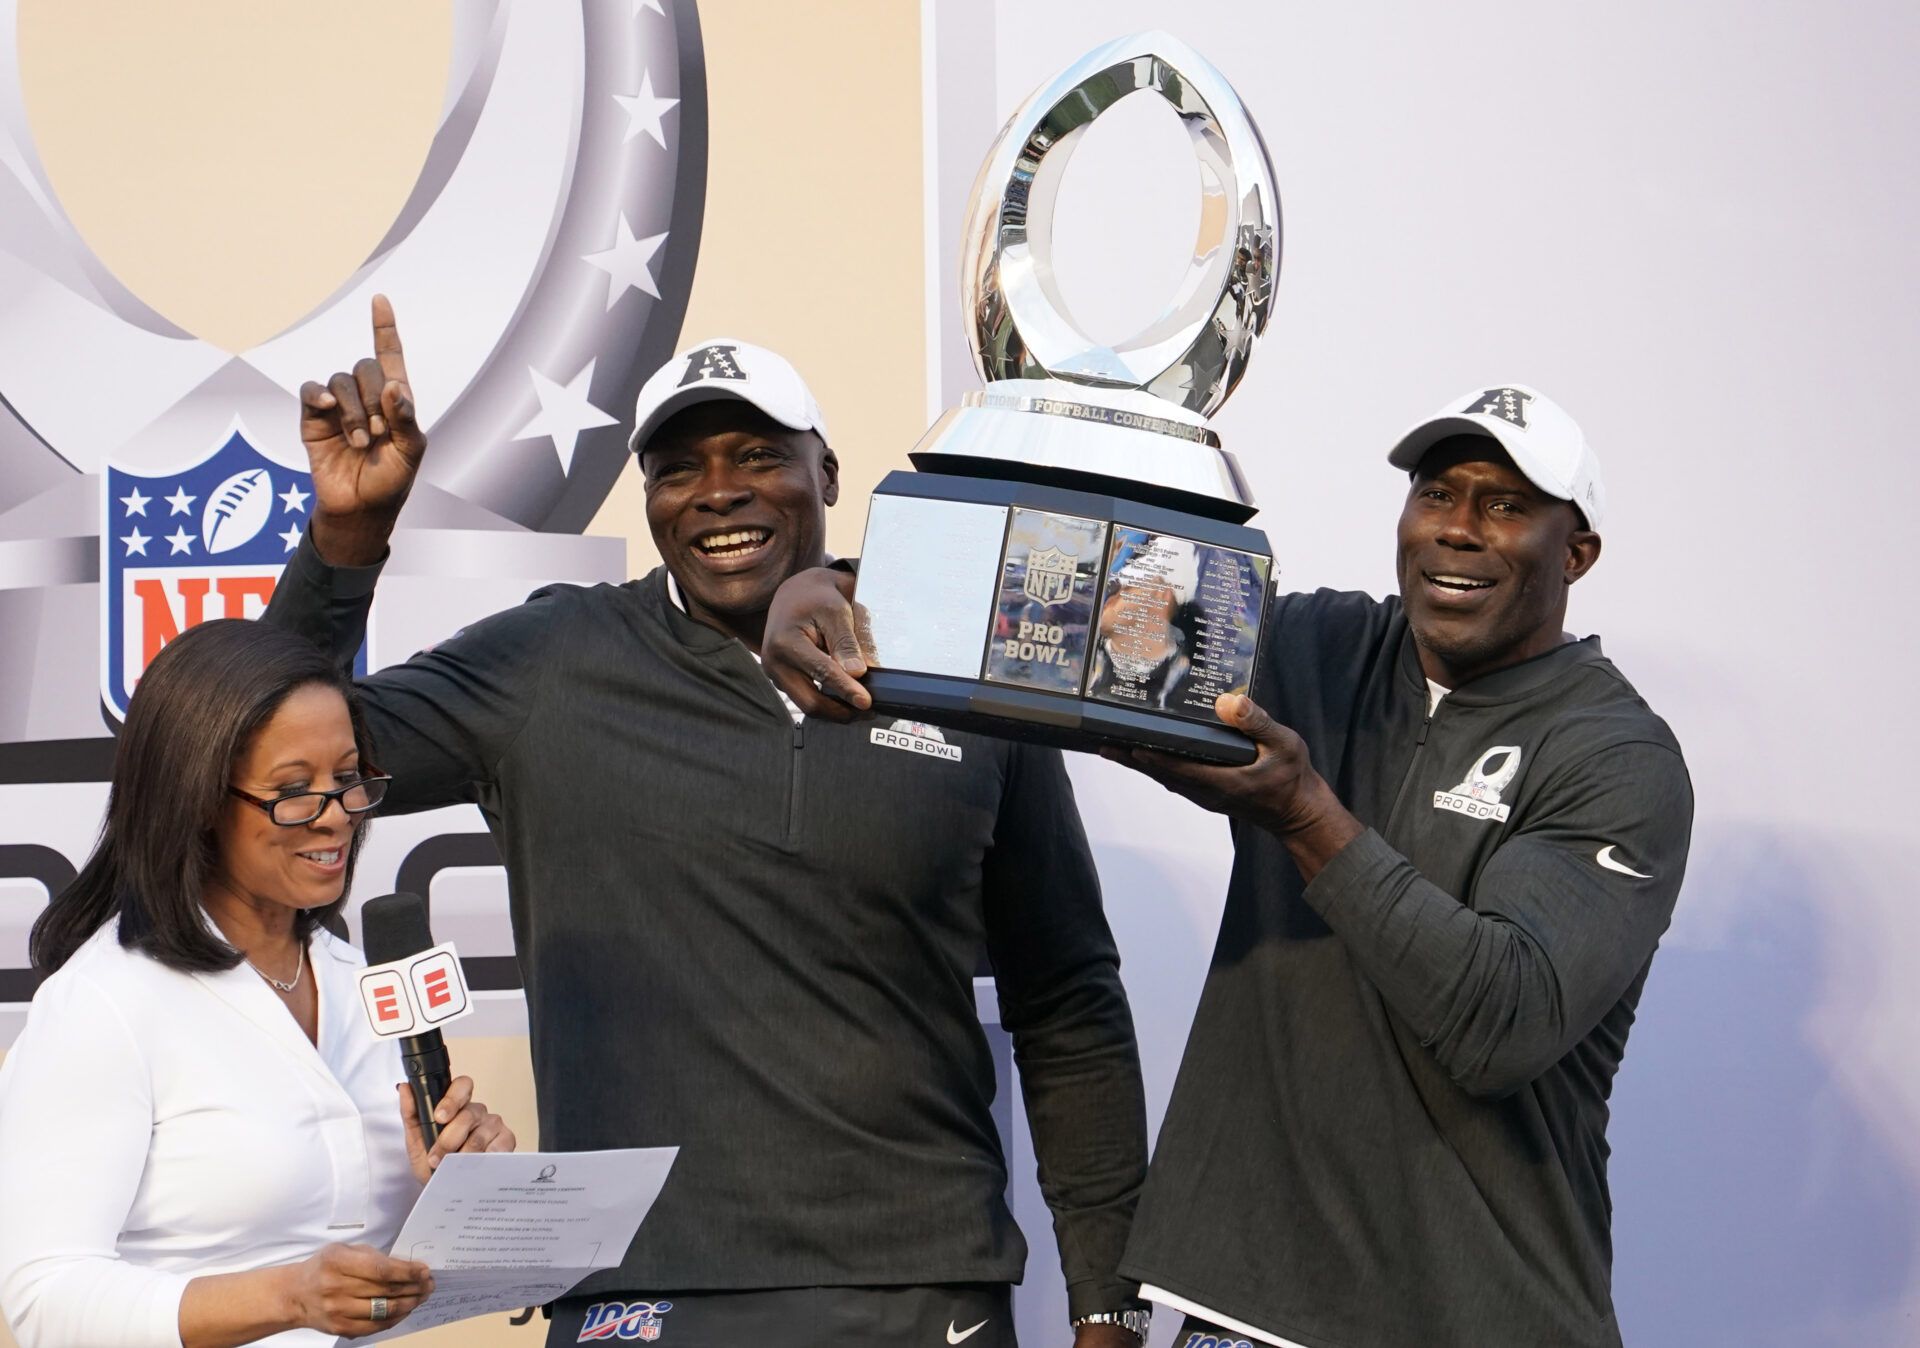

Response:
(947, 1320), (989, 1344)
(1596, 844), (1651, 878)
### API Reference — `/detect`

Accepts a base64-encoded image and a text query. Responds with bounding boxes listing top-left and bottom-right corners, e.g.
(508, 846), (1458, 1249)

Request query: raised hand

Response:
(299, 294), (426, 566)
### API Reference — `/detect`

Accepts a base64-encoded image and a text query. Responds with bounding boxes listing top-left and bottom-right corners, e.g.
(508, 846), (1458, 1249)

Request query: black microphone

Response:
(361, 892), (454, 1150)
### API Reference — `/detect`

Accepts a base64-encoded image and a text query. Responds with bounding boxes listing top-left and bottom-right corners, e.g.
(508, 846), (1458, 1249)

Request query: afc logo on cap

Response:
(356, 943), (474, 1039)
(1463, 386), (1532, 430)
(678, 342), (745, 386)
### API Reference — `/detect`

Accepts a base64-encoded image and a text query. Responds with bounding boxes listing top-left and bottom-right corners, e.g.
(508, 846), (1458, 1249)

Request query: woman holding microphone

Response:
(0, 618), (514, 1346)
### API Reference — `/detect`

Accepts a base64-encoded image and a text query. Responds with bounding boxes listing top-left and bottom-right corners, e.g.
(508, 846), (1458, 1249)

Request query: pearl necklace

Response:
(246, 943), (305, 994)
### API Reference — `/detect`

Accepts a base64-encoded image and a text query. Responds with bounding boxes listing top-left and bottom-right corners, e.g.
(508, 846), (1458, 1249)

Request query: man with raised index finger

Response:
(763, 385), (1693, 1348)
(264, 307), (1151, 1348)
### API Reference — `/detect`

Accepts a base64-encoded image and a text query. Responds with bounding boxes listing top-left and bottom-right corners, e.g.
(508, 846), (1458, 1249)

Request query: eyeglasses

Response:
(228, 775), (392, 827)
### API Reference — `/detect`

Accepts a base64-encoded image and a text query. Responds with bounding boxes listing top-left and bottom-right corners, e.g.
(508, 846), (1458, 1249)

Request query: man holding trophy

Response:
(763, 32), (1694, 1348)
(265, 301), (1152, 1347)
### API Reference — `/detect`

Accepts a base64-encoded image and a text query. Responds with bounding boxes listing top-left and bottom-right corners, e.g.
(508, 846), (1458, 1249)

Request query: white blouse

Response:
(0, 921), (422, 1348)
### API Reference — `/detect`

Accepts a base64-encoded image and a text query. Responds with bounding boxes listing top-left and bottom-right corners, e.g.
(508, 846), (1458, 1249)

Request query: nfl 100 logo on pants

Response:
(577, 1300), (673, 1341)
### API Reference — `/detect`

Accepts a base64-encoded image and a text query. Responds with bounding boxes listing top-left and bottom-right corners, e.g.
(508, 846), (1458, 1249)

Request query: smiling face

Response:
(1395, 435), (1601, 688)
(211, 682), (366, 916)
(640, 400), (838, 648)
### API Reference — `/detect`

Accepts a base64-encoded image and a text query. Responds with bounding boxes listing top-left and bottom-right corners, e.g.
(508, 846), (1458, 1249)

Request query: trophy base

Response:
(855, 471), (1273, 767)
(865, 669), (1257, 765)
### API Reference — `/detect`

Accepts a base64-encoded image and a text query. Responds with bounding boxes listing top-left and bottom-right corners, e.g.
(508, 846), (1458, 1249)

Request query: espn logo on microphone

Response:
(357, 943), (474, 1039)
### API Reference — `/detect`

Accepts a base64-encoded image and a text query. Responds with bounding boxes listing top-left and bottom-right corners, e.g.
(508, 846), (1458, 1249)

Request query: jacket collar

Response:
(644, 566), (800, 722)
(647, 566), (737, 654)
(1396, 619), (1608, 709)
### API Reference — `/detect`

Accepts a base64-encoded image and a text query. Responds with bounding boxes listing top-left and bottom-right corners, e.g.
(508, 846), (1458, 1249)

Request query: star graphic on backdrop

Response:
(633, 0), (665, 15)
(615, 70), (679, 148)
(165, 527), (194, 556)
(514, 361), (618, 474)
(122, 528), (150, 557)
(165, 486), (196, 515)
(279, 525), (303, 553)
(583, 215), (667, 311)
(279, 483), (310, 514)
(119, 487), (150, 516)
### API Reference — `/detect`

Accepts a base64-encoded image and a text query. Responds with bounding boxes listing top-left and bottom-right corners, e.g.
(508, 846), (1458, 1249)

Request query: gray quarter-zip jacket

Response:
(264, 536), (1148, 1316)
(1120, 588), (1693, 1348)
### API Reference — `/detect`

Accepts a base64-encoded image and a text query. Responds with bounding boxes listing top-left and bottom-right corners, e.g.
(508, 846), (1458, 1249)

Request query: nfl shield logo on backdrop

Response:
(100, 426), (363, 720)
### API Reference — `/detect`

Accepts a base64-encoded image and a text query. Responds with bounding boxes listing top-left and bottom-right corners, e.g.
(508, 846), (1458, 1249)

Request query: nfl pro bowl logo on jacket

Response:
(870, 719), (963, 762)
(99, 426), (366, 720)
(1433, 743), (1523, 822)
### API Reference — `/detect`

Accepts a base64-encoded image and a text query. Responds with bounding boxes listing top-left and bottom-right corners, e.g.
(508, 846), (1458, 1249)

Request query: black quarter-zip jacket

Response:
(1120, 589), (1693, 1348)
(264, 537), (1148, 1315)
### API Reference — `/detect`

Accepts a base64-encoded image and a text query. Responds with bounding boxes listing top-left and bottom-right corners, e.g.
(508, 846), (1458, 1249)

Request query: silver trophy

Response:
(856, 32), (1279, 763)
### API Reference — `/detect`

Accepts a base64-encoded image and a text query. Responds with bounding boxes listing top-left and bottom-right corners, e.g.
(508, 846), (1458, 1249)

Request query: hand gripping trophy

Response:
(854, 32), (1280, 763)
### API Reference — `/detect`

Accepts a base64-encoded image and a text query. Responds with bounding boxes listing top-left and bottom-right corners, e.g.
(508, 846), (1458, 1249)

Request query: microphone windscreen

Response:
(360, 892), (434, 965)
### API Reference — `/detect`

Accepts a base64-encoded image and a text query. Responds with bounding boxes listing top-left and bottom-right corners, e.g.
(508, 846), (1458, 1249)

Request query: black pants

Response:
(1173, 1318), (1262, 1348)
(548, 1284), (1017, 1347)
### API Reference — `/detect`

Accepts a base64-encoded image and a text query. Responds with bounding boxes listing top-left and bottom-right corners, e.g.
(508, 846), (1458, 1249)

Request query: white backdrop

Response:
(922, 3), (1920, 1344)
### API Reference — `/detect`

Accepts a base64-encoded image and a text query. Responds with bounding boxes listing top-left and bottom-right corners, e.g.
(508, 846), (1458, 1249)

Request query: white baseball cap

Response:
(1387, 384), (1605, 529)
(627, 337), (830, 455)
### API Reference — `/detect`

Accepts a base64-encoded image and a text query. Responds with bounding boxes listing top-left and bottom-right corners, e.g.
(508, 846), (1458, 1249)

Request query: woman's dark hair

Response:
(30, 619), (373, 973)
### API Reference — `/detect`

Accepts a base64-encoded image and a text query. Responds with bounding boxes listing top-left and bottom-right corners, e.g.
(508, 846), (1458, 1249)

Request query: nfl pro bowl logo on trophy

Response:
(1022, 546), (1079, 606)
(0, 1), (706, 1027)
